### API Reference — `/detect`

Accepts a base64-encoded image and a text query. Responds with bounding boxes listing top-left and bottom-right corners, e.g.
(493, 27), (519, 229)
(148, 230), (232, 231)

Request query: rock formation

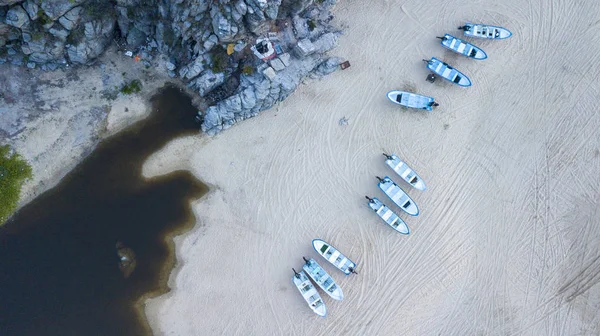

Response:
(0, 0), (343, 134)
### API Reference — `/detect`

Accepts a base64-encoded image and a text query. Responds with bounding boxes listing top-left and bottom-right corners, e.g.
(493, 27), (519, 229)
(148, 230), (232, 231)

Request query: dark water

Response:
(0, 85), (207, 336)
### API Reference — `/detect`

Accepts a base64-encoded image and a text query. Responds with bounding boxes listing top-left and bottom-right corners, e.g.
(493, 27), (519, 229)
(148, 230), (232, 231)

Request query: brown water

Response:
(0, 85), (207, 336)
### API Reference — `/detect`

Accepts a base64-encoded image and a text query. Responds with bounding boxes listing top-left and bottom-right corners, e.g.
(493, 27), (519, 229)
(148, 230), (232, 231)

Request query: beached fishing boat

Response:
(376, 176), (419, 216)
(312, 239), (357, 275)
(386, 91), (438, 111)
(302, 257), (344, 301)
(292, 268), (327, 317)
(382, 153), (427, 191)
(437, 34), (487, 60)
(365, 196), (410, 234)
(423, 57), (471, 87)
(458, 23), (512, 40)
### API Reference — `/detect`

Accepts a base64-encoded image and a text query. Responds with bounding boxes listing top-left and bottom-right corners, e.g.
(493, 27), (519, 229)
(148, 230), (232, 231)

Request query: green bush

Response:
(211, 47), (229, 73)
(307, 20), (316, 31)
(242, 65), (254, 75)
(0, 145), (32, 225)
(120, 79), (142, 95)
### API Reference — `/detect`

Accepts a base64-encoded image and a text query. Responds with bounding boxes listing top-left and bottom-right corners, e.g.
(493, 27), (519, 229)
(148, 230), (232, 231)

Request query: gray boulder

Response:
(22, 0), (39, 21)
(211, 9), (238, 41)
(6, 6), (30, 29)
(294, 38), (316, 58)
(67, 16), (116, 64)
(49, 24), (70, 41)
(193, 69), (225, 96)
(314, 57), (342, 76)
(126, 27), (146, 47)
(0, 0), (23, 6)
(58, 6), (83, 31)
(292, 16), (309, 39)
(41, 0), (86, 20)
(313, 32), (338, 53)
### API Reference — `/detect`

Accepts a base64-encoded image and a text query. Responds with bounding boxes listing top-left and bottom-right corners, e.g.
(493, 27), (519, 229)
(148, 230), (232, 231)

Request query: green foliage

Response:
(37, 10), (53, 25)
(242, 65), (254, 75)
(210, 47), (229, 73)
(0, 145), (32, 225)
(32, 31), (44, 41)
(120, 79), (142, 95)
(307, 20), (316, 31)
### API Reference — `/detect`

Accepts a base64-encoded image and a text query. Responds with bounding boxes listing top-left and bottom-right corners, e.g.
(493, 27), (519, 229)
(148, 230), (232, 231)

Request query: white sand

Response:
(144, 1), (600, 334)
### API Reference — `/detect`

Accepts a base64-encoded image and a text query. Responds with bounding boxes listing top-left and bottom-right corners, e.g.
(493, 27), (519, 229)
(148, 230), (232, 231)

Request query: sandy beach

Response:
(144, 0), (600, 335)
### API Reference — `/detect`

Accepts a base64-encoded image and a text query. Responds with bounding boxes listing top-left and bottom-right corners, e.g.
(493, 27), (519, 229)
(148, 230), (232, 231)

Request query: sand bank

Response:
(144, 0), (600, 334)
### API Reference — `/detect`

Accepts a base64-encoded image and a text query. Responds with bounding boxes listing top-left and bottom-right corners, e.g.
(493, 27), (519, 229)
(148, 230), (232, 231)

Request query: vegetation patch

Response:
(307, 20), (317, 31)
(210, 46), (229, 73)
(242, 65), (254, 75)
(120, 79), (142, 95)
(37, 10), (53, 25)
(0, 145), (32, 225)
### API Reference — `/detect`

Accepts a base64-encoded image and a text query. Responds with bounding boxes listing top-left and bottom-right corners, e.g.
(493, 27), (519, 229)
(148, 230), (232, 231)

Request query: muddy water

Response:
(0, 85), (207, 336)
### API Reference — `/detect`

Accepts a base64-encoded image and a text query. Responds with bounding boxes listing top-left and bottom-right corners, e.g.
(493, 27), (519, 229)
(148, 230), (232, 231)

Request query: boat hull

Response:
(292, 271), (327, 317)
(312, 239), (357, 275)
(384, 154), (427, 191)
(303, 258), (344, 300)
(377, 176), (419, 216)
(367, 197), (410, 234)
(462, 23), (512, 39)
(426, 57), (472, 87)
(386, 90), (435, 111)
(440, 34), (487, 60)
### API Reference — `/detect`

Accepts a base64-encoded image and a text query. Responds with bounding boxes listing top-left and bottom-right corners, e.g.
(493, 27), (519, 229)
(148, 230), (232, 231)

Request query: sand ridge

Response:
(143, 0), (600, 335)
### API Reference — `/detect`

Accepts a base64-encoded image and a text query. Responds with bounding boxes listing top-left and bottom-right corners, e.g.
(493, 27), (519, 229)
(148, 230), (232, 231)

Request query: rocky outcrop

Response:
(1, 0), (343, 135)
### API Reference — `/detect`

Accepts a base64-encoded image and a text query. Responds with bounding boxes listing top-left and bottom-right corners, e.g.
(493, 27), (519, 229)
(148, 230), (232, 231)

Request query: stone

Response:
(294, 38), (316, 58)
(193, 69), (225, 96)
(165, 61), (176, 71)
(6, 6), (30, 29)
(26, 61), (36, 68)
(234, 41), (246, 52)
(313, 32), (338, 53)
(49, 24), (70, 41)
(126, 27), (146, 47)
(0, 0), (23, 6)
(211, 10), (238, 42)
(168, 70), (176, 78)
(278, 52), (291, 67)
(240, 86), (257, 109)
(269, 58), (285, 71)
(41, 0), (86, 20)
(314, 57), (341, 76)
(22, 0), (39, 21)
(185, 57), (205, 80)
(292, 16), (309, 39)
(262, 66), (276, 80)
(58, 6), (83, 31)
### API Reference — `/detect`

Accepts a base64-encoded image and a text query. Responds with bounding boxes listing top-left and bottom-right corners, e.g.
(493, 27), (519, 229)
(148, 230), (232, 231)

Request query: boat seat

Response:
(453, 76), (461, 83)
(396, 94), (402, 102)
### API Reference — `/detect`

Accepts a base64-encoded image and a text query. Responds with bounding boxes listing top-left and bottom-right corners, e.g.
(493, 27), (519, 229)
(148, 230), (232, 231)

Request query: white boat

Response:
(438, 34), (487, 60)
(302, 257), (344, 301)
(386, 91), (438, 111)
(423, 57), (471, 87)
(376, 176), (419, 216)
(365, 196), (410, 234)
(292, 269), (327, 317)
(312, 239), (357, 275)
(383, 153), (427, 191)
(458, 23), (512, 39)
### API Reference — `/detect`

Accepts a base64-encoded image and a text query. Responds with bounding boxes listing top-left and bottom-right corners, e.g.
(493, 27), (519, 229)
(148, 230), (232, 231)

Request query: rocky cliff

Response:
(0, 0), (343, 135)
